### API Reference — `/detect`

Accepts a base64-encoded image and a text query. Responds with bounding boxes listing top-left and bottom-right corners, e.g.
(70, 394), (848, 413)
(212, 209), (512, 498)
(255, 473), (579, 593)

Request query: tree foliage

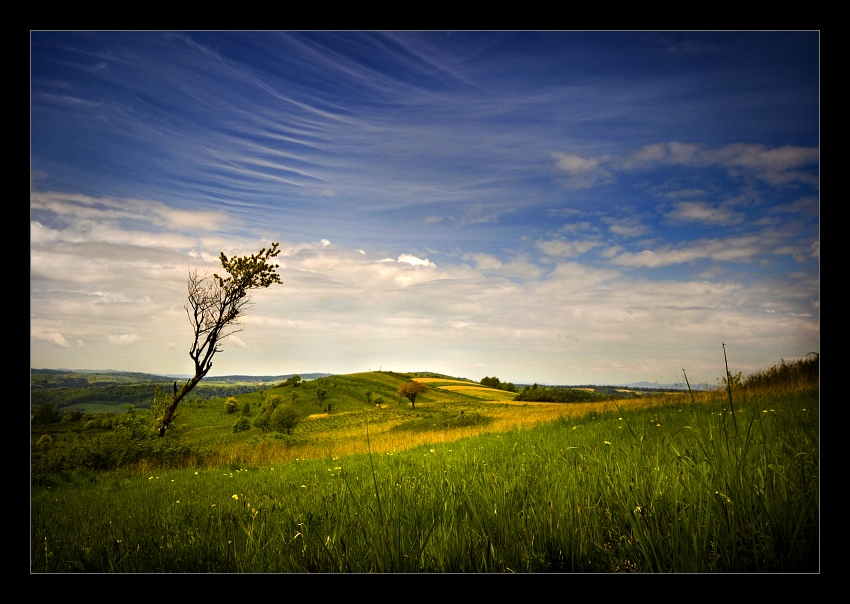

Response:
(32, 402), (61, 425)
(158, 243), (282, 436)
(481, 376), (516, 392)
(280, 375), (302, 387)
(513, 386), (608, 403)
(397, 381), (429, 408)
(270, 404), (300, 435)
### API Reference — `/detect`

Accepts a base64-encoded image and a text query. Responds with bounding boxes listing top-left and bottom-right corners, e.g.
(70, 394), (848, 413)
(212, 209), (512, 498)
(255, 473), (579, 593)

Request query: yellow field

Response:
(437, 385), (517, 400)
(437, 385), (494, 390)
(412, 377), (476, 384)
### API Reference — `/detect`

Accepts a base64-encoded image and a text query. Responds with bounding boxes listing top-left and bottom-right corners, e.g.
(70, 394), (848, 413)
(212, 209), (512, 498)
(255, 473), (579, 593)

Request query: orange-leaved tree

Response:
(397, 380), (429, 409)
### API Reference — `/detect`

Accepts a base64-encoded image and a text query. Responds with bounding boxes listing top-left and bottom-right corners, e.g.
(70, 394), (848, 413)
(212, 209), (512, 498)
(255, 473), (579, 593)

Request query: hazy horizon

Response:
(31, 32), (819, 387)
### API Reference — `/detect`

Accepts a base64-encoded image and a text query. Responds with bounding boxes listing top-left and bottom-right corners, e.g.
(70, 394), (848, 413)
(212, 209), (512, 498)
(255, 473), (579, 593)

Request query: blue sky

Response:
(30, 31), (819, 386)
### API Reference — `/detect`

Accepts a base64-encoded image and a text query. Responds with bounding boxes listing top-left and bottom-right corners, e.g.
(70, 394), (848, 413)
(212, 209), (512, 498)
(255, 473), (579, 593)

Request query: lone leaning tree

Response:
(158, 243), (282, 436)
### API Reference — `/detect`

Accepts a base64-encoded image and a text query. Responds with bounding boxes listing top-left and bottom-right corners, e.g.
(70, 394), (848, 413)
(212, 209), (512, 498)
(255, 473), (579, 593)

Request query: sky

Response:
(30, 31), (819, 386)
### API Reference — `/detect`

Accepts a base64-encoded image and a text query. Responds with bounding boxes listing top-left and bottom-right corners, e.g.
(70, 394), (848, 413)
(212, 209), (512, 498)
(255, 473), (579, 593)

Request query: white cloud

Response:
(227, 335), (250, 349)
(551, 151), (614, 189)
(107, 334), (144, 345)
(677, 143), (818, 186)
(31, 191), (231, 233)
(397, 253), (436, 267)
(666, 201), (745, 226)
(464, 253), (503, 271)
(610, 236), (763, 268)
(773, 196), (819, 217)
(537, 238), (600, 257)
(32, 331), (72, 347)
(554, 142), (819, 190)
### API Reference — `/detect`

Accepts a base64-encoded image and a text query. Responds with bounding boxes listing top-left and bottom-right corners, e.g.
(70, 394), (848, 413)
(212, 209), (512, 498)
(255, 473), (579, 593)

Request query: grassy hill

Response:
(32, 369), (608, 470)
(30, 357), (819, 572)
(139, 371), (517, 456)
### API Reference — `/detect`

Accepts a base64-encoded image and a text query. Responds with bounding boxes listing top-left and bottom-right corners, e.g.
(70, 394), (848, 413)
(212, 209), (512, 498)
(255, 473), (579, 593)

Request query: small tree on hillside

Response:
(282, 375), (302, 387)
(253, 412), (270, 433)
(397, 381), (429, 409)
(157, 243), (282, 436)
(270, 404), (300, 435)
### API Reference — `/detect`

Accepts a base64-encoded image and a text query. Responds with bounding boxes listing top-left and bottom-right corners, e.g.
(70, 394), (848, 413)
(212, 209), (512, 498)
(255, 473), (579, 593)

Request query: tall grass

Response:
(32, 376), (817, 572)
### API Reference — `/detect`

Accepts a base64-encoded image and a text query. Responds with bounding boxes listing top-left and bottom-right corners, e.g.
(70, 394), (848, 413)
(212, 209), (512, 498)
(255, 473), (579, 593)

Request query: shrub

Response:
(32, 412), (200, 475)
(36, 434), (53, 448)
(224, 397), (239, 414)
(233, 416), (251, 433)
(101, 418), (113, 430)
(241, 401), (251, 416)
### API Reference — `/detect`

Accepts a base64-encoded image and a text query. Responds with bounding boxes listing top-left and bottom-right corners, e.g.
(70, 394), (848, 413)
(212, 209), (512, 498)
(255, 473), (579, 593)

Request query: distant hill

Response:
(620, 381), (710, 391)
(32, 369), (705, 392)
(202, 373), (332, 382)
(33, 369), (333, 383)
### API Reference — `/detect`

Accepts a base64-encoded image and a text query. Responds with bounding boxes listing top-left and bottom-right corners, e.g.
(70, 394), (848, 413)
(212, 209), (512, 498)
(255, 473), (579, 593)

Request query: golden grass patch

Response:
(439, 385), (494, 391)
(412, 377), (476, 384)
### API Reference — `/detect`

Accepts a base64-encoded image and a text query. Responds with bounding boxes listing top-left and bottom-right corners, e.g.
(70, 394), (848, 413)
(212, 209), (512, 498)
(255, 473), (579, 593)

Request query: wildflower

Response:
(232, 494), (239, 501)
(430, 449), (435, 453)
(148, 476), (153, 480)
(604, 441), (612, 445)
(195, 472), (199, 475)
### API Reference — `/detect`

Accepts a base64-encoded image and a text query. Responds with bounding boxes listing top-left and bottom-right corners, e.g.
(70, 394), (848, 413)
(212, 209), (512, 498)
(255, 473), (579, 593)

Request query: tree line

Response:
(512, 384), (611, 403)
(31, 382), (270, 411)
(480, 376), (517, 392)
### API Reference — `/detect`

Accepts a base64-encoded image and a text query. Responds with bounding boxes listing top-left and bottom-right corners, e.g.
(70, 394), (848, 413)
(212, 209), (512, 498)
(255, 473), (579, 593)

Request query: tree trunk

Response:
(158, 374), (204, 436)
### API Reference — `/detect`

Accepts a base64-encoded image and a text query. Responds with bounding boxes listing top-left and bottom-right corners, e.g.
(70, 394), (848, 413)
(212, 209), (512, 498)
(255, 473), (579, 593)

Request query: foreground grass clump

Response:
(32, 381), (817, 572)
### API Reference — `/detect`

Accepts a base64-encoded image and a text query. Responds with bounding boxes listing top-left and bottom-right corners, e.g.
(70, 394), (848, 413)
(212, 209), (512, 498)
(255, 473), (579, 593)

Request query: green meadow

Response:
(31, 359), (818, 572)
